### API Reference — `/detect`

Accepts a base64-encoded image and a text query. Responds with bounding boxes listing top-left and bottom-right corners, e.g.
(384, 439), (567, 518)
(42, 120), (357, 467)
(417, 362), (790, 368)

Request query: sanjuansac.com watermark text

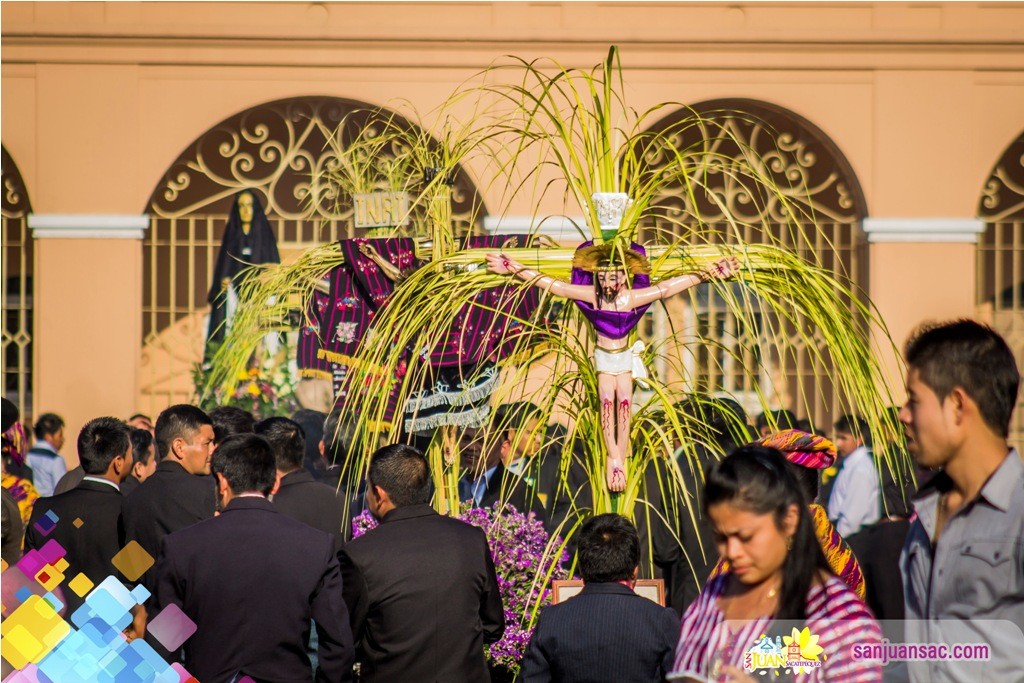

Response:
(852, 640), (991, 666)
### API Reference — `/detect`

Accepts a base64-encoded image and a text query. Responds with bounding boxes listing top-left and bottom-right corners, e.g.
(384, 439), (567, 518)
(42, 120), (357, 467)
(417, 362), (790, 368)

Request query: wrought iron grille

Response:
(978, 130), (1024, 450)
(141, 97), (485, 416)
(637, 101), (868, 430)
(2, 146), (33, 421)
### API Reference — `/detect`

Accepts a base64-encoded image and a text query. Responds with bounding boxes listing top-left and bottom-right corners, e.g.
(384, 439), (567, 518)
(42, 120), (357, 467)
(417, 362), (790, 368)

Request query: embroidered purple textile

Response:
(296, 284), (331, 376)
(423, 235), (545, 368)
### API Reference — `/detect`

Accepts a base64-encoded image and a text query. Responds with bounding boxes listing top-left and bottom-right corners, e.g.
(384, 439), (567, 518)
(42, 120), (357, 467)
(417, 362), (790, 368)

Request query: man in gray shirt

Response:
(899, 320), (1024, 683)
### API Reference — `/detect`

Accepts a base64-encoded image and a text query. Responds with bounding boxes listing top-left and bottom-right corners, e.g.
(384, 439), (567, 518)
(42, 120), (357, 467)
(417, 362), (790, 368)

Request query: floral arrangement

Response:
(351, 503), (570, 674)
(195, 336), (300, 418)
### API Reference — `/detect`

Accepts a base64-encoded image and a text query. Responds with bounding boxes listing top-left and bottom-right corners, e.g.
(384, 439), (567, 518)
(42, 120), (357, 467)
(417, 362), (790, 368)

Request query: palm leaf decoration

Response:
(204, 46), (907, 555)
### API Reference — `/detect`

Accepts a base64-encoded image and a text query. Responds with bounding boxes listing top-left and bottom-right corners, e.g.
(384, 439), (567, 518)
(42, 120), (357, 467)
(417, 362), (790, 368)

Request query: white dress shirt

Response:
(827, 445), (881, 537)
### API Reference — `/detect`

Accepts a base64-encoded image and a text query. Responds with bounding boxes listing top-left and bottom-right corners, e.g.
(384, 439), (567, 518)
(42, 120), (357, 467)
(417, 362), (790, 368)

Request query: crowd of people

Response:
(1, 318), (1022, 683)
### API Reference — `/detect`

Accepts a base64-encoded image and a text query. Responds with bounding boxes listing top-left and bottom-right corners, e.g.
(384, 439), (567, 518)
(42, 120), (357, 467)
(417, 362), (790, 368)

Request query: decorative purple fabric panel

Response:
(317, 261), (370, 362)
(423, 235), (545, 368)
(569, 240), (651, 340)
(296, 284), (331, 375)
(320, 238), (422, 360)
(311, 238), (421, 424)
(339, 237), (420, 311)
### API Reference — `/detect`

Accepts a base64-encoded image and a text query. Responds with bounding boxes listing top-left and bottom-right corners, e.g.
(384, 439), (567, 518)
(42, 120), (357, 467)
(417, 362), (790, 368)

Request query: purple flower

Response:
(351, 509), (379, 537)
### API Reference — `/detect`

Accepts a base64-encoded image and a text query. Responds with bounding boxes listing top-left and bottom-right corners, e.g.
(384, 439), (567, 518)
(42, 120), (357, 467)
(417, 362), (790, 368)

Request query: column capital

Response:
(28, 214), (150, 240)
(862, 217), (985, 244)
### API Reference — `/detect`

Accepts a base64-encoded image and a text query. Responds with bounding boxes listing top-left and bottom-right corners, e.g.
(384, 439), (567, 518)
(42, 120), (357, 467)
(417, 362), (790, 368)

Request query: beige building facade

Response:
(3, 2), (1024, 464)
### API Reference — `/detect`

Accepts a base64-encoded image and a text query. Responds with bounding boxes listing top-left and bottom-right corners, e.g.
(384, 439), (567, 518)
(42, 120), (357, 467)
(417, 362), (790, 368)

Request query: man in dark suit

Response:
(257, 416), (344, 551)
(25, 417), (134, 617)
(123, 404), (216, 595)
(536, 421), (592, 546)
(55, 425), (161, 497)
(521, 514), (679, 683)
(463, 402), (546, 520)
(339, 444), (504, 682)
(208, 405), (255, 444)
(155, 433), (353, 682)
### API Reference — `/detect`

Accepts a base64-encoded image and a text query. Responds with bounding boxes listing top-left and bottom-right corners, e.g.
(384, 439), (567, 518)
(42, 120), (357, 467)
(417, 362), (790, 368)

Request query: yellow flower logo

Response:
(783, 627), (825, 674)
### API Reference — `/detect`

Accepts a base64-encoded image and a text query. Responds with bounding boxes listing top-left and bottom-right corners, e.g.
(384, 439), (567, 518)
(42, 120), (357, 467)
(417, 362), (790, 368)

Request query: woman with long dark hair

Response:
(671, 446), (881, 683)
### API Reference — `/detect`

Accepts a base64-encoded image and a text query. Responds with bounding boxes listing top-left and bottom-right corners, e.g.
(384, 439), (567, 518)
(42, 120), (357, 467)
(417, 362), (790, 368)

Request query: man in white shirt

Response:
(26, 412), (67, 496)
(827, 414), (881, 537)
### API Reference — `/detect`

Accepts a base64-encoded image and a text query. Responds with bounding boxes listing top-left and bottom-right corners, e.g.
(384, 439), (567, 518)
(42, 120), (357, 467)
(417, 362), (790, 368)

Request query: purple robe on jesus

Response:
(569, 241), (652, 340)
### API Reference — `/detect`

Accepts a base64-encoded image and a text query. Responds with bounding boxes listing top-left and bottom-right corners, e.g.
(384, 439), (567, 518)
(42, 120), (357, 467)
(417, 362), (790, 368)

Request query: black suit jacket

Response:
(24, 479), (125, 614)
(642, 457), (716, 616)
(156, 496), (354, 683)
(119, 474), (142, 498)
(272, 469), (345, 551)
(338, 504), (504, 682)
(521, 582), (679, 683)
(123, 460), (216, 594)
(535, 441), (592, 549)
(53, 465), (85, 496)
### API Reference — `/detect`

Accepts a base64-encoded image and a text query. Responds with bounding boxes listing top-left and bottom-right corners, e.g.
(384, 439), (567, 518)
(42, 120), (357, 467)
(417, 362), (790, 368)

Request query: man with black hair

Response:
(55, 424), (162, 496)
(123, 404), (216, 594)
(257, 416), (344, 551)
(522, 514), (678, 682)
(127, 413), (154, 436)
(208, 405), (255, 444)
(320, 408), (363, 489)
(292, 408), (328, 476)
(156, 433), (353, 682)
(826, 414), (880, 537)
(899, 320), (1024, 682)
(123, 427), (159, 496)
(25, 417), (133, 615)
(652, 395), (751, 614)
(339, 444), (503, 682)
(27, 412), (66, 496)
(754, 408), (796, 438)
(469, 401), (547, 520)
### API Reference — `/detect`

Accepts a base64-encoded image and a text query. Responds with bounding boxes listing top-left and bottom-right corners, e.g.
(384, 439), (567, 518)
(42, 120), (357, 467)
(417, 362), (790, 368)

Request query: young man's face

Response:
(899, 368), (957, 470)
(504, 417), (544, 464)
(458, 427), (483, 472)
(176, 424), (215, 475)
(833, 431), (862, 458)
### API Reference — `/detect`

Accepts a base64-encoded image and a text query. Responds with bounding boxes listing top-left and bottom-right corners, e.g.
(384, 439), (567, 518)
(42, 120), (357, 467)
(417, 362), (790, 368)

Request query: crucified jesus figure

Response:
(486, 243), (739, 492)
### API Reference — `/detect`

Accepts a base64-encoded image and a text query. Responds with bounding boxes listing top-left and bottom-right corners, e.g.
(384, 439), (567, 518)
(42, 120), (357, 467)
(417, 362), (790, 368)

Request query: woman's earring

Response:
(786, 535), (793, 551)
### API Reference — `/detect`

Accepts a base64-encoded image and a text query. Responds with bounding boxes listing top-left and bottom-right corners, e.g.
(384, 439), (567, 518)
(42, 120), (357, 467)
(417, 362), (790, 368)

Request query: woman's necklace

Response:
(722, 575), (780, 621)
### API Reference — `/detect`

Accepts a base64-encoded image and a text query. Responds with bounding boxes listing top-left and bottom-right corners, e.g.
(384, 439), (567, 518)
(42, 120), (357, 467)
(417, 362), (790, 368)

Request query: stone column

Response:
(28, 214), (148, 468)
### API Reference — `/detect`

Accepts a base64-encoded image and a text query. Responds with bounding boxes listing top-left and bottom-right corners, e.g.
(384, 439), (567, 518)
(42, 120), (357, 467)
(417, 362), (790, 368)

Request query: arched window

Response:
(2, 146), (34, 420)
(978, 130), (1024, 448)
(140, 96), (486, 413)
(638, 100), (868, 430)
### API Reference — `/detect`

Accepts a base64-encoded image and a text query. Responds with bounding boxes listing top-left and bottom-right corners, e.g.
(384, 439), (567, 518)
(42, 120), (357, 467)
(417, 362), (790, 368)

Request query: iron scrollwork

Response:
(980, 131), (1024, 222)
(147, 96), (485, 228)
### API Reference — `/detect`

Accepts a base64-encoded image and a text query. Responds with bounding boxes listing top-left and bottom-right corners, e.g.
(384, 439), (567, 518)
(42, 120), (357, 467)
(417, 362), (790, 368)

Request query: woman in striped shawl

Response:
(707, 429), (867, 600)
(672, 446), (881, 683)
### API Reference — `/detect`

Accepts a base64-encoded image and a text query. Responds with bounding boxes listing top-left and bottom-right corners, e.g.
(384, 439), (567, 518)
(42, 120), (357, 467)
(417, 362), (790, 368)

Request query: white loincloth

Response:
(593, 341), (649, 387)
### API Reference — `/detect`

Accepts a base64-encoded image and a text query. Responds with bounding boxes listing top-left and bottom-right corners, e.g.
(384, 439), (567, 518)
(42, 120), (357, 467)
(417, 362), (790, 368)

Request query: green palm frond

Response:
(206, 45), (904, 544)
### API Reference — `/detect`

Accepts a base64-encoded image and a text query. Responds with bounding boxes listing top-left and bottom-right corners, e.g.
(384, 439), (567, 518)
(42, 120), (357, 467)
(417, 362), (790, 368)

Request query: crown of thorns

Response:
(572, 243), (651, 275)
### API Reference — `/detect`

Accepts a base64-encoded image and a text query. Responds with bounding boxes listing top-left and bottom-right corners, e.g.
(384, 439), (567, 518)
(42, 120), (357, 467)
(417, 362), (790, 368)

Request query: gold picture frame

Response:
(551, 579), (666, 606)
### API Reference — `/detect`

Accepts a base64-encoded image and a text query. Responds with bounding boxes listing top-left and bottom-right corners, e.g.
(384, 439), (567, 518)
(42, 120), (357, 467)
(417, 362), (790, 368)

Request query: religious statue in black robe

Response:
(205, 190), (280, 357)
